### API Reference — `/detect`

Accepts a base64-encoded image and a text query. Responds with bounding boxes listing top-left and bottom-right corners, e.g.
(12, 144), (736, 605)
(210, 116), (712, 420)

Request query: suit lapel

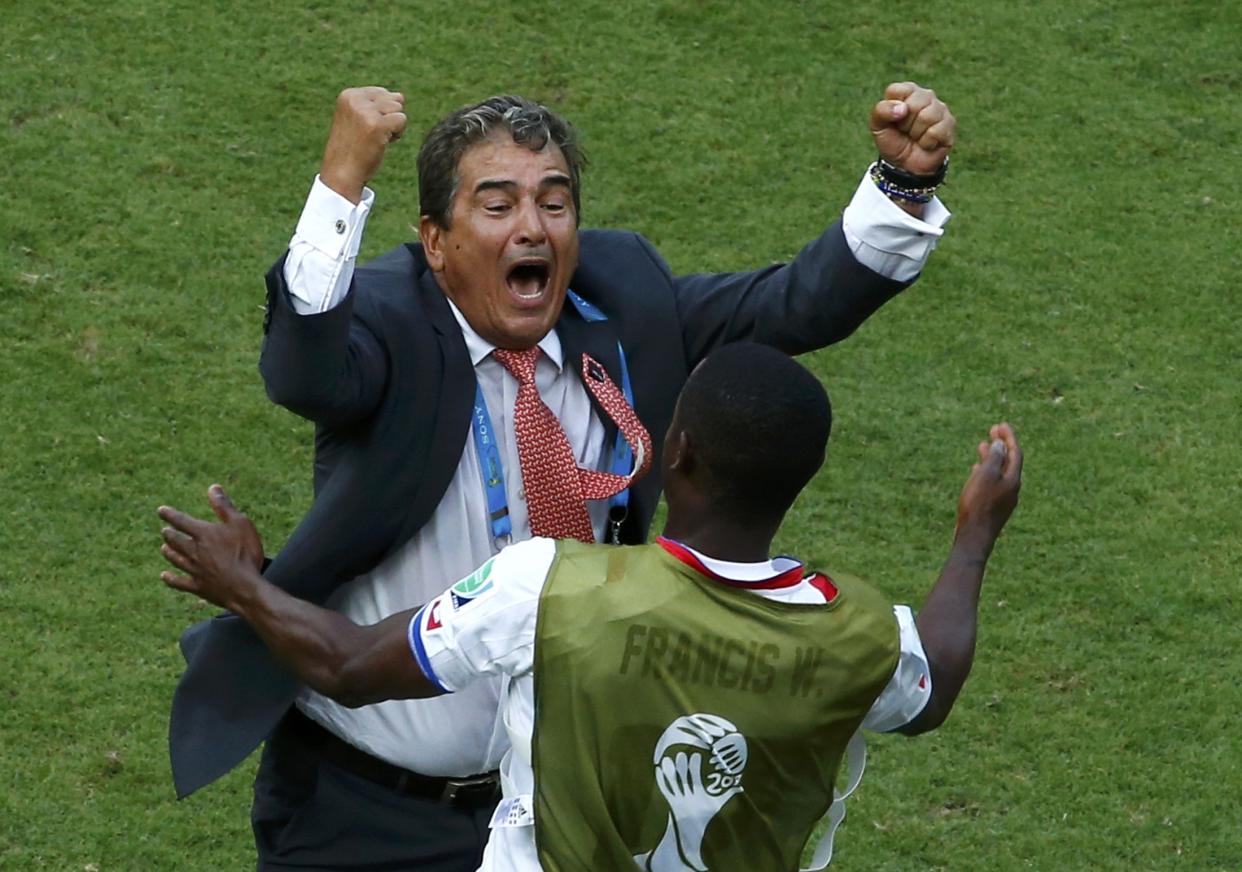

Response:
(388, 268), (475, 551)
(421, 271), (474, 410)
(417, 258), (468, 345)
(557, 294), (623, 416)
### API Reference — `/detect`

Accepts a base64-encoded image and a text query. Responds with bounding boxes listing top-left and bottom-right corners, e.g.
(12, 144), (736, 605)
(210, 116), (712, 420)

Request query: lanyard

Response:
(471, 381), (513, 544)
(608, 341), (636, 509)
(469, 340), (638, 547)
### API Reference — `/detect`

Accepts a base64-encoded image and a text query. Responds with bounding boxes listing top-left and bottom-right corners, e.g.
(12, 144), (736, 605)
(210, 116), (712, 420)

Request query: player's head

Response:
(663, 343), (832, 526)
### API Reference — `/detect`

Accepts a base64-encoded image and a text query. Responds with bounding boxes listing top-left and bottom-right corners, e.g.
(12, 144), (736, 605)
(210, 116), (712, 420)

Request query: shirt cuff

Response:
(862, 605), (932, 733)
(408, 602), (455, 694)
(294, 176), (375, 258)
(841, 171), (952, 283)
(283, 176), (375, 314)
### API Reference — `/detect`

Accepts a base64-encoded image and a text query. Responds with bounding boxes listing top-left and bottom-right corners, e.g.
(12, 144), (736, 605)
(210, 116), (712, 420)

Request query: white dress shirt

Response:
(286, 172), (950, 776)
(409, 537), (932, 872)
(296, 302), (610, 776)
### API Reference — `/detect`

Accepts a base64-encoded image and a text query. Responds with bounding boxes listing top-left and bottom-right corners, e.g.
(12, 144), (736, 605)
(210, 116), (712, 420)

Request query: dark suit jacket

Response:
(168, 223), (911, 797)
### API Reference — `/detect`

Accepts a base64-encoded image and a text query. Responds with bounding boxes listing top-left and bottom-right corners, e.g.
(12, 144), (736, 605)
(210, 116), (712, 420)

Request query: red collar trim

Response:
(805, 572), (840, 603)
(656, 537), (807, 590)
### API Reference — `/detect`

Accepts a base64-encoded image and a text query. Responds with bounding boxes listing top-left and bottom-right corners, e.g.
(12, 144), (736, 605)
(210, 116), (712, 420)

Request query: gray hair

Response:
(417, 95), (585, 228)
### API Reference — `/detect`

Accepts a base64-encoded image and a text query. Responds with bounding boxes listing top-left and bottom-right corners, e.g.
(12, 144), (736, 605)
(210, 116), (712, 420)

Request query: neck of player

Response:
(660, 509), (780, 565)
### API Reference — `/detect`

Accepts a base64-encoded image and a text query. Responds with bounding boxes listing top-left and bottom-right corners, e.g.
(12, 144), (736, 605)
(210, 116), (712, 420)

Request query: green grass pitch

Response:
(1, 0), (1239, 868)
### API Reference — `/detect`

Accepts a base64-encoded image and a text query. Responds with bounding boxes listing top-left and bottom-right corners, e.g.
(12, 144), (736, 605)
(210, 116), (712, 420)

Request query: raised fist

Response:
(869, 81), (955, 177)
(319, 86), (407, 204)
(955, 422), (1022, 542)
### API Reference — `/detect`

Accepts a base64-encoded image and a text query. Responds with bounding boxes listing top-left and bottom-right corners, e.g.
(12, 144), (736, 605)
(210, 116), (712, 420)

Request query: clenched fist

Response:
(320, 86), (408, 204)
(869, 82), (955, 177)
(955, 422), (1022, 543)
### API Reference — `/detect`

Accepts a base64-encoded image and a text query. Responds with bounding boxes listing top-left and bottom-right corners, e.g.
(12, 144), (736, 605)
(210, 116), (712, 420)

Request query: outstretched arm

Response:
(901, 423), (1023, 735)
(672, 82), (955, 363)
(158, 486), (439, 707)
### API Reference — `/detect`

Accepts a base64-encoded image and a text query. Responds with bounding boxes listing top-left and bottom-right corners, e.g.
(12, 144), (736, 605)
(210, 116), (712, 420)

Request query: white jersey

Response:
(409, 537), (931, 872)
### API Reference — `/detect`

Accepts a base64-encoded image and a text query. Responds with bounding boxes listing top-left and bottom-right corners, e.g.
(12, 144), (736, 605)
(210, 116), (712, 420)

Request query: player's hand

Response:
(320, 86), (407, 204)
(955, 423), (1022, 542)
(870, 82), (955, 176)
(158, 485), (265, 611)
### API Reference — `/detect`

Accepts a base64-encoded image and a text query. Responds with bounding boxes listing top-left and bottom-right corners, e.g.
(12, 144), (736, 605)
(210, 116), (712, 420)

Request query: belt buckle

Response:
(441, 772), (497, 804)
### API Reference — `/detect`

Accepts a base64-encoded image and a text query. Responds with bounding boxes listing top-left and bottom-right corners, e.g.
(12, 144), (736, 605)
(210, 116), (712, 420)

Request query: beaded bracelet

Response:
(869, 156), (949, 204)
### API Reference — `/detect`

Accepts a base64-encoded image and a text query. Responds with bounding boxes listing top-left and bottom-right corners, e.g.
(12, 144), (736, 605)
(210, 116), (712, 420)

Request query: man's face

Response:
(420, 133), (579, 349)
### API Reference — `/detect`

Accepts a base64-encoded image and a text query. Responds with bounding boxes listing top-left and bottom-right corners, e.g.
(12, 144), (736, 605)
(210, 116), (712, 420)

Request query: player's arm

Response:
(899, 423), (1022, 736)
(158, 486), (438, 708)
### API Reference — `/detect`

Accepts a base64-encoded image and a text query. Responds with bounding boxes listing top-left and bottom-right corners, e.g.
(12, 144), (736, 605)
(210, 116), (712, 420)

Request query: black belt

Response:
(284, 708), (501, 807)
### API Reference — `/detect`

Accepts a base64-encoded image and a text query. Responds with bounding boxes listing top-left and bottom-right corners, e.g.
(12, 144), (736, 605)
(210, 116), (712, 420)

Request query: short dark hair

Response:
(676, 343), (832, 520)
(417, 95), (585, 229)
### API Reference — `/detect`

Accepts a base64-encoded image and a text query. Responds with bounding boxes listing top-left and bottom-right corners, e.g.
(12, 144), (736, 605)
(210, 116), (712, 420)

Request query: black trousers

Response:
(252, 713), (498, 871)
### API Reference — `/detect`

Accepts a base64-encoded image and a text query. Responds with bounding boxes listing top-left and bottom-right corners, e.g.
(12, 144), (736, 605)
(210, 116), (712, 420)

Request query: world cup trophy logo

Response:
(634, 713), (749, 871)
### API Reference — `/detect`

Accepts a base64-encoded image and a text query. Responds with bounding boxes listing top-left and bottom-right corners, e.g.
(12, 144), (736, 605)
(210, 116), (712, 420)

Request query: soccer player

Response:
(159, 343), (1021, 870)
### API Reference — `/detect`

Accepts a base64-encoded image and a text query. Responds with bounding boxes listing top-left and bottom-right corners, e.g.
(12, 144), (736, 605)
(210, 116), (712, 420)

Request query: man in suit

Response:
(169, 83), (956, 869)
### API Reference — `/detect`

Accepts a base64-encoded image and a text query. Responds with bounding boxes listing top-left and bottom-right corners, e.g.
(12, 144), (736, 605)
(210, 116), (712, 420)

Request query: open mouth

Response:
(506, 260), (551, 301)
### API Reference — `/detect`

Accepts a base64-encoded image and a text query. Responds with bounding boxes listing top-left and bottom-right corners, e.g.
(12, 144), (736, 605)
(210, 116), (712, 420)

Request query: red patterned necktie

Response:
(492, 347), (652, 543)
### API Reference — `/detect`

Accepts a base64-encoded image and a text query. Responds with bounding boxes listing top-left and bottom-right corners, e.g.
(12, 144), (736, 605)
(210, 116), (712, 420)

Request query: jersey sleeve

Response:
(862, 605), (932, 733)
(407, 538), (556, 693)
